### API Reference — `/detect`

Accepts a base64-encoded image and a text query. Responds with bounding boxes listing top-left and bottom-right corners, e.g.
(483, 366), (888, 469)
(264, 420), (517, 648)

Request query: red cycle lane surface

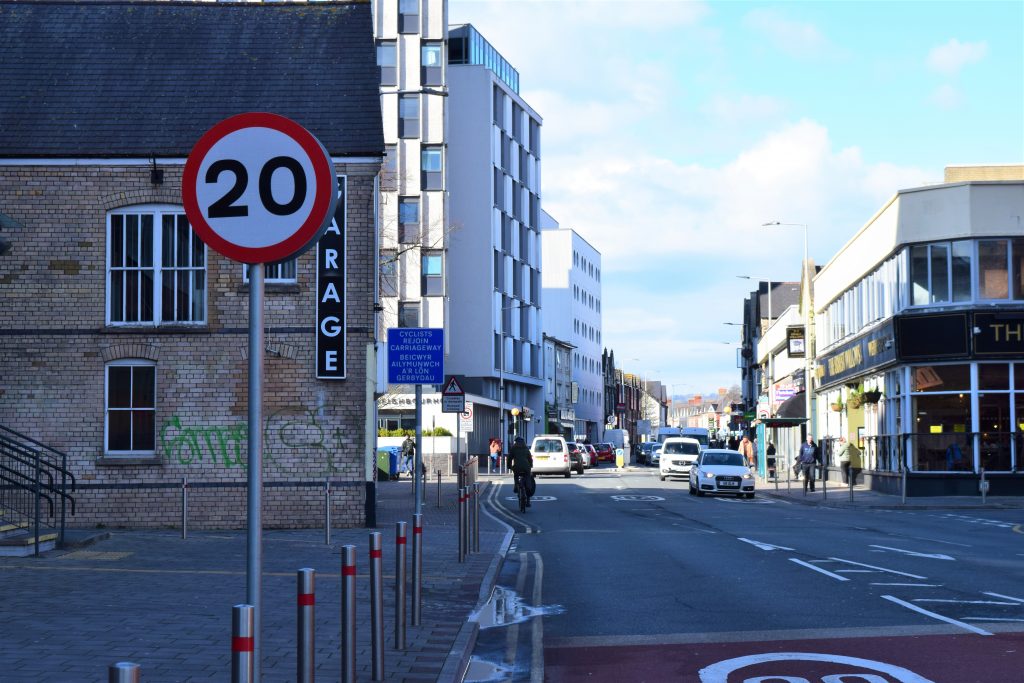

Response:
(545, 632), (1024, 682)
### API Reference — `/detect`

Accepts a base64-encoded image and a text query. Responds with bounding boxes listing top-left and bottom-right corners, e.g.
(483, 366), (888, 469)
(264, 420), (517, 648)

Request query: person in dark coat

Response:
(797, 435), (820, 492)
(506, 437), (534, 505)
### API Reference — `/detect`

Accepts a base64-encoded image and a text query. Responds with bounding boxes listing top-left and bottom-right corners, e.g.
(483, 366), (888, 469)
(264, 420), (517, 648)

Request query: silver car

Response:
(688, 449), (755, 498)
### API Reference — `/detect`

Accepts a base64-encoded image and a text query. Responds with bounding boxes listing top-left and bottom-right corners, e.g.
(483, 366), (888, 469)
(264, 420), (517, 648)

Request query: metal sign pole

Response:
(415, 384), (423, 517)
(247, 263), (264, 682)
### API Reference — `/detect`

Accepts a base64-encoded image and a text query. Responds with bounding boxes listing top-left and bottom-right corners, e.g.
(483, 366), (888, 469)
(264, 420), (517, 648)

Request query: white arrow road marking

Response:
(829, 557), (928, 579)
(789, 558), (849, 581)
(869, 544), (955, 560)
(737, 537), (794, 551)
(881, 595), (992, 636)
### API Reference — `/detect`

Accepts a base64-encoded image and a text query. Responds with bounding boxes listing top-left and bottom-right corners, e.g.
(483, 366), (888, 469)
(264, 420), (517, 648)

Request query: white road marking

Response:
(869, 544), (955, 561)
(737, 537), (794, 551)
(908, 535), (972, 548)
(789, 558), (849, 581)
(912, 599), (1020, 606)
(698, 652), (937, 683)
(871, 583), (942, 587)
(881, 595), (993, 636)
(983, 591), (1024, 603)
(835, 569), (875, 573)
(829, 557), (928, 579)
(961, 617), (1024, 622)
(530, 551), (544, 683)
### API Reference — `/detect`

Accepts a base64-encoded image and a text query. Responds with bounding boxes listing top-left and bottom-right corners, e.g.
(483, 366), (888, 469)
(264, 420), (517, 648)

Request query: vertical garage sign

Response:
(316, 179), (347, 379)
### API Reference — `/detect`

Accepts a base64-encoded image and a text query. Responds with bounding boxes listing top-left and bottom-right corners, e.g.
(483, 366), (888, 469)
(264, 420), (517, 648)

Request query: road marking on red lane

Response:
(881, 595), (993, 635)
(789, 558), (849, 581)
(698, 651), (936, 683)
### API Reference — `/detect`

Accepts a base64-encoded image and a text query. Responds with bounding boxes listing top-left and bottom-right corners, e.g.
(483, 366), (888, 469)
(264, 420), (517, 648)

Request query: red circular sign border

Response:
(182, 112), (335, 264)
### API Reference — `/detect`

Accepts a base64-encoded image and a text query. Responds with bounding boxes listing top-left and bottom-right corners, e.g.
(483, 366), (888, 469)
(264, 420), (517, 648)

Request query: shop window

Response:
(978, 363), (1009, 390)
(105, 360), (156, 455)
(911, 364), (970, 392)
(978, 392), (1012, 471)
(910, 393), (972, 471)
(108, 208), (206, 325)
(978, 239), (1009, 299)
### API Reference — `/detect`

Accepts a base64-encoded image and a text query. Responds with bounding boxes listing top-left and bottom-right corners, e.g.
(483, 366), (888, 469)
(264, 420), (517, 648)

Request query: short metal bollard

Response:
(297, 568), (315, 683)
(436, 470), (442, 508)
(369, 532), (384, 681)
(457, 486), (466, 563)
(231, 604), (255, 683)
(412, 513), (423, 627)
(473, 482), (481, 553)
(395, 521), (407, 650)
(108, 662), (140, 683)
(341, 545), (357, 683)
(181, 476), (188, 540)
(324, 478), (331, 545)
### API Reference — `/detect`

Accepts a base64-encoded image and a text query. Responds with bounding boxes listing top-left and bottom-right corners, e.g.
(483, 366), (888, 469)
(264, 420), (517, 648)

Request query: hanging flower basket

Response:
(830, 401), (844, 412)
(862, 389), (882, 404)
(847, 392), (865, 409)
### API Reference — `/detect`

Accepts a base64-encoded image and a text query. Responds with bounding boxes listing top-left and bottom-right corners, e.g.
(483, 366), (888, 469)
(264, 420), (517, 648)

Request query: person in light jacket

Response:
(837, 437), (862, 485)
(738, 435), (755, 469)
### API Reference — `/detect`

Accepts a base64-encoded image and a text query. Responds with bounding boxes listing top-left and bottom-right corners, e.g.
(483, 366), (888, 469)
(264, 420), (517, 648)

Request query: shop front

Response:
(815, 312), (1024, 495)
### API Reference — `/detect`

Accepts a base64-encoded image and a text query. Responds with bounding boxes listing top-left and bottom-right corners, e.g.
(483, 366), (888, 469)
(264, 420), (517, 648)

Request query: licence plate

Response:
(537, 455), (549, 460)
(719, 481), (739, 487)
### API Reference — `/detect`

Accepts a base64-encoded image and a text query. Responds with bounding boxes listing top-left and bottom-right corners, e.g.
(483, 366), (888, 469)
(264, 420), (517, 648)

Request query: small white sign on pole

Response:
(460, 402), (474, 433)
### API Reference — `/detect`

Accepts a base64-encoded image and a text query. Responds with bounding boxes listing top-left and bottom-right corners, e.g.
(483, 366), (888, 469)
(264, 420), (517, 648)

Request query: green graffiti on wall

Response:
(160, 408), (350, 473)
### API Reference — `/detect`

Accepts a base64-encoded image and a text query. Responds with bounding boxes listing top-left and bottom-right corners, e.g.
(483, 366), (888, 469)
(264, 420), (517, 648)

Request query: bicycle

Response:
(513, 472), (530, 513)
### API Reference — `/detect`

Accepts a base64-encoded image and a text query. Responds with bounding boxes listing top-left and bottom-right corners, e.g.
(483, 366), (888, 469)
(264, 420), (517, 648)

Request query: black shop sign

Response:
(816, 320), (897, 387)
(974, 311), (1024, 356)
(316, 179), (347, 379)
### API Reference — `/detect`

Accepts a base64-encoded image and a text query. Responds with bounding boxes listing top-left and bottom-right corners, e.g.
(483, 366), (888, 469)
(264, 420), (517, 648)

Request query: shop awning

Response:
(753, 391), (807, 428)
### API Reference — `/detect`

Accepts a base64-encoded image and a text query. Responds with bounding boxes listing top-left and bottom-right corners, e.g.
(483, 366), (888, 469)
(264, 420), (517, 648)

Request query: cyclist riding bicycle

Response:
(506, 436), (533, 509)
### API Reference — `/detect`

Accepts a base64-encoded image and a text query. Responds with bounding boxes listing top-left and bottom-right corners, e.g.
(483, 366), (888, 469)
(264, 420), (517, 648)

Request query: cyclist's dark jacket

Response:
(507, 444), (533, 474)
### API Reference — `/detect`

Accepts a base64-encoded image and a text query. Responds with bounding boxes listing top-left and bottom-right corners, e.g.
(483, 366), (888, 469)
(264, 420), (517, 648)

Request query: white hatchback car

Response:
(688, 449), (755, 498)
(530, 435), (573, 477)
(659, 437), (701, 481)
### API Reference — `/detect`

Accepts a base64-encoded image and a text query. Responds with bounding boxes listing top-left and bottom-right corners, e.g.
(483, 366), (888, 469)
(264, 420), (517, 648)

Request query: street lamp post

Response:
(763, 222), (813, 441)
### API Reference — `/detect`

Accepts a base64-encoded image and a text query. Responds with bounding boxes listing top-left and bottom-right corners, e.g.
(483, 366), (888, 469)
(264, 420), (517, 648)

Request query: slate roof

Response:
(0, 0), (383, 158)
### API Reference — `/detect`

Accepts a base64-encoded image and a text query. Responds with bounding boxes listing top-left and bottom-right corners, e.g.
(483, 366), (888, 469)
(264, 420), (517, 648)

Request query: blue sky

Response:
(449, 0), (1024, 396)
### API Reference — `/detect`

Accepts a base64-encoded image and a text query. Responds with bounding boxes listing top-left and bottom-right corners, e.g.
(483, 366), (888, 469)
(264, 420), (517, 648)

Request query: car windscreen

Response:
(701, 452), (745, 467)
(533, 439), (561, 453)
(663, 442), (699, 455)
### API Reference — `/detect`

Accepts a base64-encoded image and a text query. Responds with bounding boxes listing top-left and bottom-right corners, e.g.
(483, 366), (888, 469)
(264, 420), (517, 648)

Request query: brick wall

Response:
(0, 161), (379, 529)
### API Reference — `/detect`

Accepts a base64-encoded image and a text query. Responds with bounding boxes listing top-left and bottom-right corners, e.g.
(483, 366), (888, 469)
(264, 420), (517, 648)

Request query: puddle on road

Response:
(463, 657), (516, 682)
(468, 585), (565, 629)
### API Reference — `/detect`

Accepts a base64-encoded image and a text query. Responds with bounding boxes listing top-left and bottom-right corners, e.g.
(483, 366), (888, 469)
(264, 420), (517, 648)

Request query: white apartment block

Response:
(447, 24), (545, 448)
(540, 211), (604, 443)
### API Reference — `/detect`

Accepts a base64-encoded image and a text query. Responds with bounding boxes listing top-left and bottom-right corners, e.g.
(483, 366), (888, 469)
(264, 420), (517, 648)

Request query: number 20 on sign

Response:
(183, 112), (338, 264)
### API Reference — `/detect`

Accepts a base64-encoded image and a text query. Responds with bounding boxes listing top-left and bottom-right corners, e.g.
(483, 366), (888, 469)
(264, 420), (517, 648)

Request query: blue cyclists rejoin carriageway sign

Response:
(387, 328), (444, 385)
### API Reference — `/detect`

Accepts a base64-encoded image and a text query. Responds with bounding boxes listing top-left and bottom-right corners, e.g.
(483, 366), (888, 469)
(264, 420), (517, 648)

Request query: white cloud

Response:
(742, 8), (829, 57)
(929, 83), (963, 109)
(927, 38), (989, 77)
(700, 94), (787, 124)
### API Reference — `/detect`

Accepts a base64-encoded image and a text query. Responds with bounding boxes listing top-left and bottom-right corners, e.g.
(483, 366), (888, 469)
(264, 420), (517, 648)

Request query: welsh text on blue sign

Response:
(387, 328), (444, 385)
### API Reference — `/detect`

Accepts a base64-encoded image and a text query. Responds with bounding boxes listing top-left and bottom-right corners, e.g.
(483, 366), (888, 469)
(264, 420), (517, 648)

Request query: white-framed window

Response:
(105, 359), (156, 455)
(243, 260), (297, 283)
(107, 206), (206, 325)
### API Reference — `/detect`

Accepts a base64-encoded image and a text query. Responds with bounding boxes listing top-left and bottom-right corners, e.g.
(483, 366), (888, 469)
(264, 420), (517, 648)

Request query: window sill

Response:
(239, 282), (301, 295)
(96, 456), (162, 466)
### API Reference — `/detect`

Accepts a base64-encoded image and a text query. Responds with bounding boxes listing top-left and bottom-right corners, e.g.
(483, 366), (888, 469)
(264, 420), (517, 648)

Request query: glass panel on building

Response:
(978, 239), (1009, 299)
(398, 0), (419, 33)
(377, 41), (397, 87)
(911, 392), (972, 471)
(380, 250), (398, 297)
(1014, 238), (1024, 300)
(421, 147), (443, 190)
(910, 244), (928, 305)
(421, 252), (443, 296)
(978, 392), (1012, 471)
(398, 197), (419, 243)
(421, 42), (443, 86)
(951, 240), (972, 301)
(399, 94), (419, 138)
(398, 301), (420, 327)
(912, 364), (970, 392)
(978, 363), (1009, 390)
(930, 243), (949, 303)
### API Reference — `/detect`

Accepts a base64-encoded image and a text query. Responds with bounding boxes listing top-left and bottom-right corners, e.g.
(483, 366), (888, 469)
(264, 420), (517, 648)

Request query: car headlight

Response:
(742, 473), (753, 480)
(703, 471), (715, 479)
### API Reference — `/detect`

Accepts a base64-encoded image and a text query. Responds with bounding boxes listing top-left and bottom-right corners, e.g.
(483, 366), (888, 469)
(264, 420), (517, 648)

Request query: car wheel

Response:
(660, 475), (666, 481)
(576, 464), (584, 475)
(746, 492), (755, 499)
(688, 482), (695, 495)
(696, 487), (705, 497)
(564, 469), (571, 478)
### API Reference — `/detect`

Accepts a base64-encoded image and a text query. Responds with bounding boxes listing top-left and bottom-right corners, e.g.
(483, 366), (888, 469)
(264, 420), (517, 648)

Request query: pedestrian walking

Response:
(766, 441), (777, 478)
(797, 435), (820, 492)
(837, 437), (862, 485)
(401, 435), (415, 477)
(488, 437), (502, 472)
(738, 435), (755, 469)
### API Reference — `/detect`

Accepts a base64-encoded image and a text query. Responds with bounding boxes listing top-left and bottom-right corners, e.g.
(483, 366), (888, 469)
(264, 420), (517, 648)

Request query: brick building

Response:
(0, 1), (384, 528)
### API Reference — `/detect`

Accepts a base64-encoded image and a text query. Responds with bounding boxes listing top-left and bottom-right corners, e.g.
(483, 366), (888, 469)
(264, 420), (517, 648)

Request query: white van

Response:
(659, 437), (702, 481)
(681, 427), (710, 449)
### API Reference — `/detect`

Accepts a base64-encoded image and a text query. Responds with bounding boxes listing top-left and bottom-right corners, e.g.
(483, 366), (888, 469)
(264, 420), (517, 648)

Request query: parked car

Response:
(659, 437), (702, 481)
(584, 444), (598, 468)
(530, 435), (573, 477)
(637, 441), (658, 465)
(649, 446), (661, 467)
(594, 443), (614, 464)
(688, 449), (755, 498)
(566, 441), (587, 473)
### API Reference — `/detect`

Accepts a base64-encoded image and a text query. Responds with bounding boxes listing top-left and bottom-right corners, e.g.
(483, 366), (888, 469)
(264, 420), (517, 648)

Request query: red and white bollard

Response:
(231, 604), (255, 683)
(296, 568), (315, 683)
(108, 662), (140, 683)
(395, 521), (407, 650)
(370, 532), (384, 681)
(412, 513), (423, 626)
(341, 545), (357, 683)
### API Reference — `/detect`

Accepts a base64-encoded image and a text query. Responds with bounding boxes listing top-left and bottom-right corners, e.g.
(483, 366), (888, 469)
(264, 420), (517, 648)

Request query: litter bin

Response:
(377, 446), (402, 481)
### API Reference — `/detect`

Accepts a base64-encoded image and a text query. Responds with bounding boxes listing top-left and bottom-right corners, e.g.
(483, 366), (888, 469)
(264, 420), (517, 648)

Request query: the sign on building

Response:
(316, 181), (346, 379)
(387, 328), (444, 385)
(786, 326), (806, 358)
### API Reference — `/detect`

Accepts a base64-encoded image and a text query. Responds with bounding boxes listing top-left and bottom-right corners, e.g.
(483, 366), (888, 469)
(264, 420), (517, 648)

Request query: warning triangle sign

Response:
(442, 376), (464, 396)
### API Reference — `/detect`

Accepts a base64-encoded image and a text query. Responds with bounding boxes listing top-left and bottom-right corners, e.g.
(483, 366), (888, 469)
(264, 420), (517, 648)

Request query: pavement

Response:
(0, 474), (515, 683)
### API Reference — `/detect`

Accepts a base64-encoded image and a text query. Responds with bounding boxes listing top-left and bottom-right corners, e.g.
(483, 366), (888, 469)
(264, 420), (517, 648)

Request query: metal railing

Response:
(0, 424), (76, 552)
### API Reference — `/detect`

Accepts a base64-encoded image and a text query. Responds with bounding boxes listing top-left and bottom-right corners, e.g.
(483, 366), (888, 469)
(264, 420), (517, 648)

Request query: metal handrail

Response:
(0, 427), (76, 545)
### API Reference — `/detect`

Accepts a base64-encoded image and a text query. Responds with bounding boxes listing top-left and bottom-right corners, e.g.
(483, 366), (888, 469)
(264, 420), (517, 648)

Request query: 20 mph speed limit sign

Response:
(182, 112), (338, 264)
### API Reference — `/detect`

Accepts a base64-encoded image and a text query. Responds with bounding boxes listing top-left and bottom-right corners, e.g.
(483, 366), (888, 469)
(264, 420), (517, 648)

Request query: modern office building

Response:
(810, 166), (1024, 495)
(446, 24), (545, 449)
(543, 334), (575, 438)
(540, 212), (604, 442)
